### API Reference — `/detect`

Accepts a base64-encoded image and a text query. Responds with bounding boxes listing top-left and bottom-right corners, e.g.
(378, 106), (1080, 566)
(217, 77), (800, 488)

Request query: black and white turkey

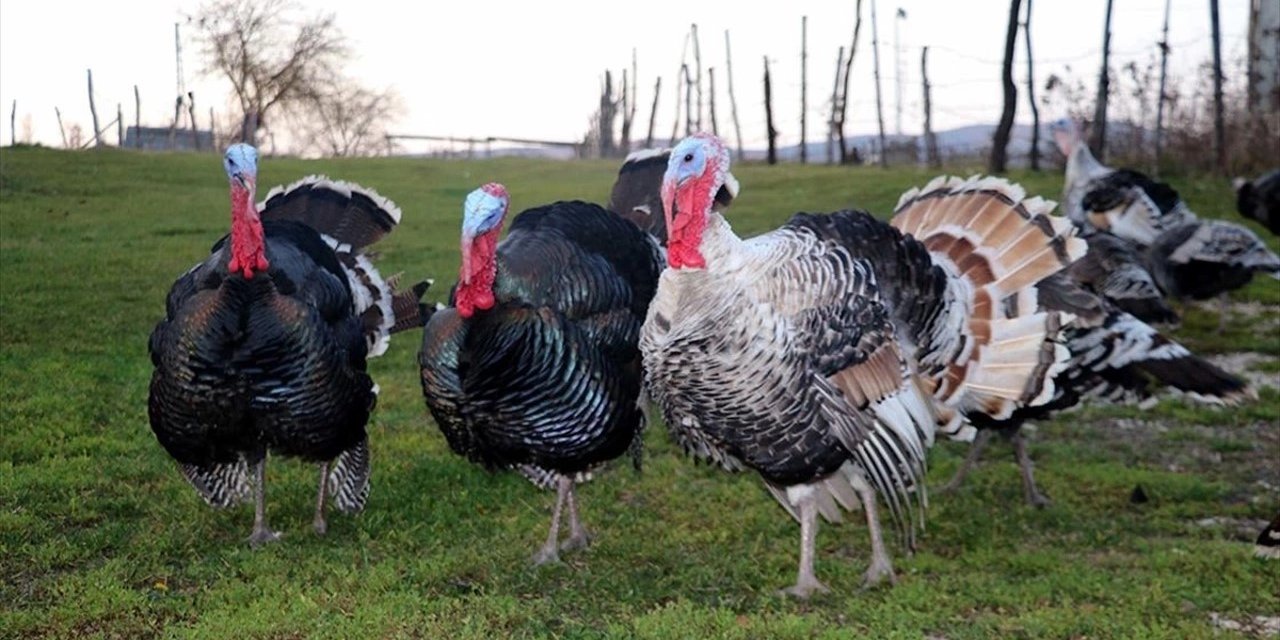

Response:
(418, 183), (664, 565)
(937, 240), (1254, 506)
(641, 133), (1086, 596)
(1051, 118), (1280, 329)
(1235, 169), (1280, 236)
(148, 143), (430, 546)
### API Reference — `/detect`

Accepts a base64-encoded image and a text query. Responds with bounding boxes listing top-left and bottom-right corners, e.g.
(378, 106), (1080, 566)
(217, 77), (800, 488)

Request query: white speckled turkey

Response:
(640, 133), (1087, 597)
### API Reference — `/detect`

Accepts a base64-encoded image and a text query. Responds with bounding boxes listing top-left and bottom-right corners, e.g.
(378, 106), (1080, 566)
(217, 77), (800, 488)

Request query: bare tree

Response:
(836, 0), (865, 164)
(708, 67), (720, 136)
(989, 0), (1022, 174)
(1090, 0), (1115, 160)
(192, 0), (347, 146)
(1024, 0), (1041, 170)
(829, 46), (844, 164)
(294, 79), (403, 157)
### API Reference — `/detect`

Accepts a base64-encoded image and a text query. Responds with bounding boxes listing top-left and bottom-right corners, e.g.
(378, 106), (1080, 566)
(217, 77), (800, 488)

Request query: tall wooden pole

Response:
(9, 100), (14, 146)
(133, 85), (142, 149)
(209, 107), (216, 150)
(829, 46), (844, 164)
(764, 56), (778, 165)
(1210, 0), (1227, 173)
(117, 103), (125, 146)
(1090, 0), (1114, 161)
(922, 47), (940, 168)
(87, 69), (103, 147)
(709, 67), (720, 136)
(870, 0), (887, 167)
(1024, 0), (1041, 171)
(800, 15), (809, 163)
(670, 64), (684, 145)
(1154, 0), (1172, 174)
(724, 30), (745, 160)
(55, 107), (69, 148)
(683, 64), (694, 136)
(692, 24), (703, 131)
(646, 77), (662, 147)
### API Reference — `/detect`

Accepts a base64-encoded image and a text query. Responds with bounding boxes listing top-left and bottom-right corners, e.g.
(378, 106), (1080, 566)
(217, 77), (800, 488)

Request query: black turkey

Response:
(1235, 170), (1280, 236)
(148, 143), (430, 546)
(419, 183), (663, 565)
(642, 133), (1086, 597)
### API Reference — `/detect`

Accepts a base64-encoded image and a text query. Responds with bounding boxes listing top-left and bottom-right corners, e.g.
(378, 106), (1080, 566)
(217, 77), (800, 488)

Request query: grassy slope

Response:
(1, 147), (1277, 639)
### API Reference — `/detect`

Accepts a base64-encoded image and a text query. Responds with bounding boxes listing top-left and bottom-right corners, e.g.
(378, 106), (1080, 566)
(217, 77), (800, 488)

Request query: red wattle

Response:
(455, 230), (499, 318)
(229, 184), (268, 279)
(664, 182), (710, 269)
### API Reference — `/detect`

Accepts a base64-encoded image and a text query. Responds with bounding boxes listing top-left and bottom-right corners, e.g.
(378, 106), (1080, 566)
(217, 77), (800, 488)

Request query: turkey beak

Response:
(660, 178), (678, 236)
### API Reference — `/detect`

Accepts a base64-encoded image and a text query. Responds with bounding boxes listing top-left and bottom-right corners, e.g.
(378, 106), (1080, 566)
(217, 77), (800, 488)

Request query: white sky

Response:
(0, 0), (1253, 153)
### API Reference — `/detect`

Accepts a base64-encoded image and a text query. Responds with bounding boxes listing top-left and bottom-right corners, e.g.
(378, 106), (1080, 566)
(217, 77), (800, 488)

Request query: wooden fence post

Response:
(764, 56), (778, 165)
(87, 69), (103, 147)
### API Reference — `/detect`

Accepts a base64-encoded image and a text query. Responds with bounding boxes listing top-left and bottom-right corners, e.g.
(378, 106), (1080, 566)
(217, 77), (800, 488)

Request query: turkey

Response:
(1234, 169), (1280, 236)
(1257, 512), (1280, 559)
(641, 133), (1086, 597)
(1050, 118), (1191, 240)
(937, 256), (1254, 506)
(148, 143), (430, 546)
(1051, 118), (1280, 330)
(1065, 232), (1178, 325)
(419, 183), (664, 565)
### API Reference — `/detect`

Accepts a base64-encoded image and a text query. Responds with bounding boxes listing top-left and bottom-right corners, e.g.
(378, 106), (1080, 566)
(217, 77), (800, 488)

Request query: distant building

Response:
(123, 126), (214, 151)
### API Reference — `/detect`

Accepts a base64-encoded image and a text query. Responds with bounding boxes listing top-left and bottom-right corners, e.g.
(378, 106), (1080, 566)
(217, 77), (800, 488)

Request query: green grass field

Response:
(2, 146), (1277, 639)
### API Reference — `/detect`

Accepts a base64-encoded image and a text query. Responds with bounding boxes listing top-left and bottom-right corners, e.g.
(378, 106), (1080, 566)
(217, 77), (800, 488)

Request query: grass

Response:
(1, 146), (1278, 639)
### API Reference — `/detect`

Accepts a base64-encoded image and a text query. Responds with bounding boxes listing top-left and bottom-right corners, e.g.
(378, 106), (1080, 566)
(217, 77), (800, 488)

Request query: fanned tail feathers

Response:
(180, 458), (252, 508)
(892, 175), (1086, 429)
(258, 175), (401, 250)
(327, 437), (371, 514)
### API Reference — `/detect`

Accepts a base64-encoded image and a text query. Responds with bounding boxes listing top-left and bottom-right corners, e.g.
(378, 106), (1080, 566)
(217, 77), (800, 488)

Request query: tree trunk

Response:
(988, 0), (1022, 174)
(669, 63), (684, 145)
(829, 46), (844, 164)
(1247, 0), (1280, 114)
(209, 107), (217, 150)
(8, 100), (14, 146)
(118, 103), (125, 146)
(1210, 0), (1227, 173)
(1155, 0), (1172, 175)
(1024, 0), (1041, 171)
(921, 47), (940, 168)
(188, 92), (199, 150)
(1090, 0), (1114, 161)
(646, 77), (662, 148)
(724, 30), (745, 160)
(800, 15), (808, 163)
(599, 70), (616, 158)
(838, 0), (864, 164)
(87, 69), (103, 148)
(764, 56), (778, 165)
(619, 69), (632, 154)
(870, 0), (887, 167)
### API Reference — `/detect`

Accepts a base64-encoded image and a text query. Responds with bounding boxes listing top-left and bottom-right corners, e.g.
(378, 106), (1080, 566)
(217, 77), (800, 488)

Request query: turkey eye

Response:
(683, 153), (694, 162)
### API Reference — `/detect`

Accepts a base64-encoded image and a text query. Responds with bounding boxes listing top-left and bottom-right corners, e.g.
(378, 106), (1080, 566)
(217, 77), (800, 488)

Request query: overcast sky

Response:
(0, 0), (1253, 153)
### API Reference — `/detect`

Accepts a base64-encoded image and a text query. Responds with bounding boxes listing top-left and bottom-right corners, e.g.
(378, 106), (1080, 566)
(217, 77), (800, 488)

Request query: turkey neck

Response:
(228, 181), (266, 279)
(456, 228), (500, 318)
(672, 211), (743, 273)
